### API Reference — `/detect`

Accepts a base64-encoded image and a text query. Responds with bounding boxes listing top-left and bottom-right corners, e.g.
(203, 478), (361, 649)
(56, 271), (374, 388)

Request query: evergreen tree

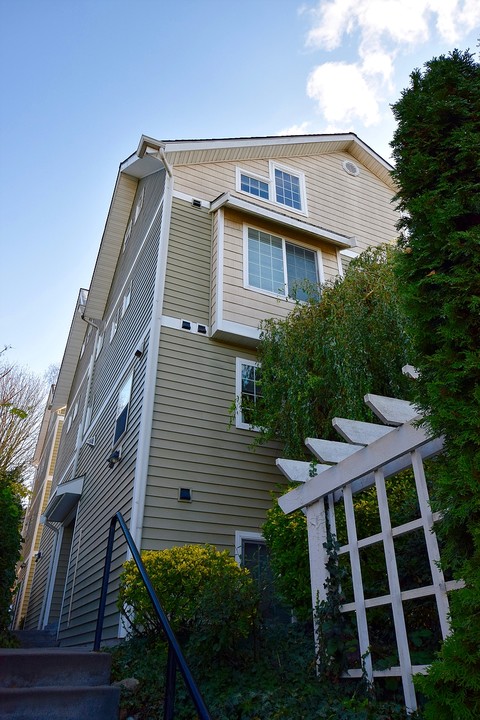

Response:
(390, 49), (480, 719)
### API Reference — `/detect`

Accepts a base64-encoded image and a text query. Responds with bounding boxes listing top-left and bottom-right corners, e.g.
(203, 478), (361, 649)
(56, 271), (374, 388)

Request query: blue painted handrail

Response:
(94, 511), (211, 720)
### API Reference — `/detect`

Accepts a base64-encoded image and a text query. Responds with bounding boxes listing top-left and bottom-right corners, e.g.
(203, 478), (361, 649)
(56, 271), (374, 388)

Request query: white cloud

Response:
(303, 0), (480, 129)
(306, 0), (479, 50)
(307, 62), (382, 126)
(277, 121), (313, 136)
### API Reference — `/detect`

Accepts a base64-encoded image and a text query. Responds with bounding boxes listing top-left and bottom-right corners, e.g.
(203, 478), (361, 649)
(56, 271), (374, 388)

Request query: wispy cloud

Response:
(301, 0), (480, 128)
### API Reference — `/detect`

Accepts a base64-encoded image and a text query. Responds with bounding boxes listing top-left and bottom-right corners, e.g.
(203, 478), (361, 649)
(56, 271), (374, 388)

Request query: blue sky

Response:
(0, 0), (478, 377)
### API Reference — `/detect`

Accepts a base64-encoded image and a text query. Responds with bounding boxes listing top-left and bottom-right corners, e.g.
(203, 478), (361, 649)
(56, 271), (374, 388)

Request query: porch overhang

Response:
(42, 476), (84, 523)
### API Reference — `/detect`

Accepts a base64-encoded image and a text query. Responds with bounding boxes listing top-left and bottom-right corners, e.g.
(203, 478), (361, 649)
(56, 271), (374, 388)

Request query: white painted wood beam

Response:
(365, 394), (420, 426)
(333, 436), (444, 501)
(333, 417), (394, 444)
(305, 438), (362, 463)
(279, 422), (434, 514)
(275, 458), (330, 484)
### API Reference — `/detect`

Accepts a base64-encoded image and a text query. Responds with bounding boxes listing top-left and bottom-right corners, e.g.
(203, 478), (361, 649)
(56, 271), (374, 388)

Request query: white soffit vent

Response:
(343, 160), (360, 177)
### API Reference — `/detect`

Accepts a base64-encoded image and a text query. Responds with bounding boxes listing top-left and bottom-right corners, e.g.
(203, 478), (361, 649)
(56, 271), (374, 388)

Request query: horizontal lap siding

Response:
(57, 344), (148, 645)
(144, 328), (283, 552)
(55, 171), (165, 645)
(92, 171), (165, 415)
(162, 198), (212, 322)
(24, 525), (56, 629)
(173, 153), (397, 245)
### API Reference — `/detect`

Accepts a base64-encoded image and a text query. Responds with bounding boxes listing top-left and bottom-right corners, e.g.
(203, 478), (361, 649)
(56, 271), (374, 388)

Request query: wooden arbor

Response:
(277, 393), (462, 712)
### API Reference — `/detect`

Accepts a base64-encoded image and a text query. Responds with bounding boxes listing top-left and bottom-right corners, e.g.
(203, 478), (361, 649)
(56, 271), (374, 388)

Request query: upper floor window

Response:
(240, 173), (269, 200)
(237, 162), (307, 214)
(110, 309), (119, 342)
(274, 167), (302, 210)
(113, 373), (133, 446)
(236, 358), (262, 430)
(245, 227), (319, 302)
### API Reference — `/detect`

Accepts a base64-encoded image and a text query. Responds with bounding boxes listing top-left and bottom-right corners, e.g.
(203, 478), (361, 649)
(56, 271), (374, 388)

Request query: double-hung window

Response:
(246, 227), (319, 301)
(113, 373), (133, 445)
(236, 358), (262, 430)
(237, 162), (307, 214)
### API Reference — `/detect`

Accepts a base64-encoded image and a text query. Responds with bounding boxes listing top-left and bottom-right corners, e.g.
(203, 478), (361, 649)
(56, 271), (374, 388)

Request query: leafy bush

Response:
(0, 468), (23, 639)
(118, 544), (258, 661)
(252, 244), (413, 458)
(110, 623), (418, 720)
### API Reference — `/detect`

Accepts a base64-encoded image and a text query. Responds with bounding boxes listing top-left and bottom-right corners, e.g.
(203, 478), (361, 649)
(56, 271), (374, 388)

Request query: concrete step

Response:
(12, 629), (59, 648)
(0, 648), (112, 687)
(0, 685), (120, 720)
(0, 649), (120, 720)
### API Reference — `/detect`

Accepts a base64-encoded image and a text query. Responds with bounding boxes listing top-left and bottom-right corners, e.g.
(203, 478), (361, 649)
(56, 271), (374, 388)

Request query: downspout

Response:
(129, 150), (173, 550)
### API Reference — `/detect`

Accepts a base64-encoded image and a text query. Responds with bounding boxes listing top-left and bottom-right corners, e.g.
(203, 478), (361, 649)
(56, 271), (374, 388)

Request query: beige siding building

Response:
(23, 133), (398, 645)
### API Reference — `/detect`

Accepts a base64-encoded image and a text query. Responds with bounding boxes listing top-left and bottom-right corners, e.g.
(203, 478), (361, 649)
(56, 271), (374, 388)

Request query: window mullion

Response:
(282, 239), (288, 297)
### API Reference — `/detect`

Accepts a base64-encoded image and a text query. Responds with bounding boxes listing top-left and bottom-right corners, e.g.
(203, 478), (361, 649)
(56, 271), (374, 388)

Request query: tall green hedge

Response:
(0, 468), (23, 637)
(390, 49), (480, 719)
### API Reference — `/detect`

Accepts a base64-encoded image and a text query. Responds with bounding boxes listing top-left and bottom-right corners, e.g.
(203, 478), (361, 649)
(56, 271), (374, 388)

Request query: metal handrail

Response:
(94, 511), (211, 720)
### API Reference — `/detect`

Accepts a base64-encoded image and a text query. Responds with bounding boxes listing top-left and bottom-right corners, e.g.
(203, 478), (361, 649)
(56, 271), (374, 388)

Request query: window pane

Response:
(241, 363), (262, 425)
(274, 168), (302, 210)
(241, 173), (269, 200)
(247, 228), (285, 295)
(285, 243), (318, 301)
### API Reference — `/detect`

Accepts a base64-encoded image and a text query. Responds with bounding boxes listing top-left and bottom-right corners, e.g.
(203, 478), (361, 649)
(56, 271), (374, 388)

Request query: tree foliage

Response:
(0, 356), (45, 476)
(252, 245), (414, 459)
(0, 468), (23, 639)
(390, 49), (480, 718)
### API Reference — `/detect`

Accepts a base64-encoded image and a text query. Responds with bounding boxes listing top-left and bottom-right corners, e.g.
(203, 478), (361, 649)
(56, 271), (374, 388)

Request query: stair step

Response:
(0, 685), (120, 720)
(0, 648), (112, 688)
(12, 629), (59, 648)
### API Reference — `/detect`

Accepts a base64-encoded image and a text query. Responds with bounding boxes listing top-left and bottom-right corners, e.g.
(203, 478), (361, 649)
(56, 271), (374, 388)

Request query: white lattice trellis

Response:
(277, 393), (462, 713)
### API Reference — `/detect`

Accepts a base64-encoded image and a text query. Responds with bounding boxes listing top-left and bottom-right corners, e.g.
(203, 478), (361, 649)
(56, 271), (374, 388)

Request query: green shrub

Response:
(118, 544), (259, 661)
(0, 469), (23, 636)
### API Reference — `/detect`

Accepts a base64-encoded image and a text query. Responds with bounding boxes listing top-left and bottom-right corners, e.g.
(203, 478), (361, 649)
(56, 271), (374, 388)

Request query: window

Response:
(113, 373), (133, 445)
(274, 167), (302, 210)
(121, 281), (132, 317)
(237, 163), (306, 214)
(236, 358), (262, 430)
(123, 219), (132, 250)
(95, 331), (104, 359)
(134, 187), (145, 224)
(240, 173), (269, 199)
(110, 309), (119, 342)
(246, 227), (319, 301)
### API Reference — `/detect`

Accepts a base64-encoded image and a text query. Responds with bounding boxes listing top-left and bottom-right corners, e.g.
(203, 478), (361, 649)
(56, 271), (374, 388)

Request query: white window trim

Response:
(236, 163), (307, 216)
(110, 308), (119, 342)
(134, 187), (145, 224)
(235, 530), (265, 565)
(235, 357), (261, 431)
(113, 372), (133, 447)
(123, 219), (132, 251)
(121, 280), (132, 318)
(243, 223), (323, 300)
(269, 160), (308, 215)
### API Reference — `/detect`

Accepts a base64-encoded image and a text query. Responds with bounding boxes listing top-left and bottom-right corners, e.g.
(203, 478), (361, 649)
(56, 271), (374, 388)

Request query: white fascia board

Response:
(210, 193), (356, 248)
(214, 319), (261, 342)
(162, 133), (356, 155)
